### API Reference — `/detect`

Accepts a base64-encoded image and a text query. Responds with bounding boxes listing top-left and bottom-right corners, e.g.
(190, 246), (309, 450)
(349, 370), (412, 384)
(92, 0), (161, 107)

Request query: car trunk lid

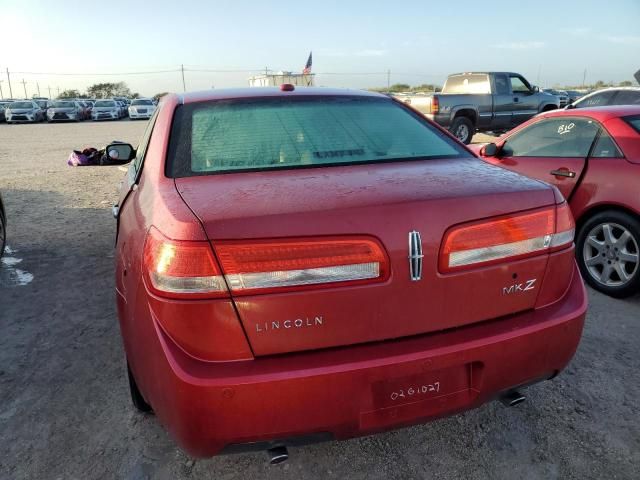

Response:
(176, 158), (556, 356)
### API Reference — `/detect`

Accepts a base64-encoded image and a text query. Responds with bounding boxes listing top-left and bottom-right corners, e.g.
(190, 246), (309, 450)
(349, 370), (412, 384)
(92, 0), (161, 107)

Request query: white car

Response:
(91, 99), (121, 121)
(5, 100), (44, 123)
(128, 98), (156, 120)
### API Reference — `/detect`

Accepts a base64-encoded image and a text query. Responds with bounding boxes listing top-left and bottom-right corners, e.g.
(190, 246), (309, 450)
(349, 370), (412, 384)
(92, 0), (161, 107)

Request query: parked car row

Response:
(0, 97), (157, 123)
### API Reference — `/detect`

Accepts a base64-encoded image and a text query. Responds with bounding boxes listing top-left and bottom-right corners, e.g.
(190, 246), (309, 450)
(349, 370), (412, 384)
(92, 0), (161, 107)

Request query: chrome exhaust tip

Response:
(500, 390), (526, 407)
(267, 446), (289, 465)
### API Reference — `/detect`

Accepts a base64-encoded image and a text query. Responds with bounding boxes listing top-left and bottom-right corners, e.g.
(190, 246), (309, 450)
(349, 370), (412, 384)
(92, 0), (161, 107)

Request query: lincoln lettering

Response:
(255, 316), (324, 333)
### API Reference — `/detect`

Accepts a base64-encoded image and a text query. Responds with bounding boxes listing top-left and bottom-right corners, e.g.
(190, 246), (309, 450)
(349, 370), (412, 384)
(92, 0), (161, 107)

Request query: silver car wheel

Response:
(583, 222), (639, 287)
(454, 124), (469, 142)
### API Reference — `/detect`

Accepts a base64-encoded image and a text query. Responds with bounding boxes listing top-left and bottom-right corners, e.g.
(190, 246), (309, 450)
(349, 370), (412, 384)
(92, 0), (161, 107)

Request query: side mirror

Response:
(483, 142), (500, 157)
(106, 143), (135, 161)
(532, 85), (540, 93)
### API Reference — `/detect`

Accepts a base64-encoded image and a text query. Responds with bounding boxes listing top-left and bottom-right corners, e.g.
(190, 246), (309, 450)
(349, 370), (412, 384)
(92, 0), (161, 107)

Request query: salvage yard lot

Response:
(0, 121), (638, 479)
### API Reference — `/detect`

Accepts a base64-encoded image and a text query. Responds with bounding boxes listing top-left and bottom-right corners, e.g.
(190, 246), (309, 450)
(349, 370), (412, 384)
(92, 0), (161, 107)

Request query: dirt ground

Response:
(0, 121), (638, 480)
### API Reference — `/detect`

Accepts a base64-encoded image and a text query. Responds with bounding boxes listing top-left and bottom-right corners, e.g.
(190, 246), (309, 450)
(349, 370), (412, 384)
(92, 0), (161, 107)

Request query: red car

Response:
(112, 87), (586, 460)
(474, 106), (640, 298)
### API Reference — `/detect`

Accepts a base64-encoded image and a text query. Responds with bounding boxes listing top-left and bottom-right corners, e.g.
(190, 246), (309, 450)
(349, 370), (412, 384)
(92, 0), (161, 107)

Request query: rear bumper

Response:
(134, 264), (586, 457)
(424, 113), (451, 128)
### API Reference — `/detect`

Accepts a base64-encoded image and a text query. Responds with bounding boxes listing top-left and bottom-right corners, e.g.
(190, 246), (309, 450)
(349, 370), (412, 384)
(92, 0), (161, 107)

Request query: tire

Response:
(127, 363), (153, 413)
(576, 210), (640, 298)
(450, 116), (474, 144)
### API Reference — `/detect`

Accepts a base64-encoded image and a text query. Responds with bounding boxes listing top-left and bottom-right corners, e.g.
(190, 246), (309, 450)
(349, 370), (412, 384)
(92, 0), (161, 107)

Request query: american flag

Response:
(303, 52), (312, 74)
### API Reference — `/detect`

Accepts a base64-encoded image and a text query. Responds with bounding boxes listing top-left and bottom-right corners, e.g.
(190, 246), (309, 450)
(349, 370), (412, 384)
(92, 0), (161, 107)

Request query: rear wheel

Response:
(576, 210), (640, 298)
(450, 116), (474, 144)
(127, 363), (153, 413)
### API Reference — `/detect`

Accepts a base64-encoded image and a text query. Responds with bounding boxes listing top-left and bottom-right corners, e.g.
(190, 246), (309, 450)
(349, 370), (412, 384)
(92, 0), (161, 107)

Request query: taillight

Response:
(439, 204), (575, 273)
(431, 95), (439, 114)
(143, 227), (228, 299)
(551, 202), (575, 250)
(215, 237), (389, 294)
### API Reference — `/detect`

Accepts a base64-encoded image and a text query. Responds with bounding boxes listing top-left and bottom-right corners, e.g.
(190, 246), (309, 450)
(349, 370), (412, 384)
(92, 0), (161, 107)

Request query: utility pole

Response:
(181, 64), (186, 92)
(0, 80), (3, 99)
(57, 87), (60, 97)
(20, 78), (27, 98)
(582, 69), (587, 88)
(36, 82), (41, 97)
(387, 69), (391, 90)
(6, 68), (13, 98)
(48, 86), (52, 98)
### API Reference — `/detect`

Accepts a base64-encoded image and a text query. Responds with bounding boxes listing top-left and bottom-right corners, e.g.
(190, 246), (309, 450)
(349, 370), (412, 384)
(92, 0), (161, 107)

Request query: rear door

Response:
(486, 116), (600, 199)
(509, 74), (538, 126)
(611, 90), (640, 106)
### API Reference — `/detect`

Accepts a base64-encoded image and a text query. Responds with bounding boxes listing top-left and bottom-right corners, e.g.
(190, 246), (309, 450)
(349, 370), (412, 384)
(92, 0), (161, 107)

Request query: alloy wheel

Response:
(454, 124), (469, 142)
(583, 222), (639, 287)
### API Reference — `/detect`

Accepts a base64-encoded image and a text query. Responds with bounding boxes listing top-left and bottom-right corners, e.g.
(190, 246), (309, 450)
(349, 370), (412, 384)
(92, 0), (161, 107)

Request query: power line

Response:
(11, 69), (181, 76)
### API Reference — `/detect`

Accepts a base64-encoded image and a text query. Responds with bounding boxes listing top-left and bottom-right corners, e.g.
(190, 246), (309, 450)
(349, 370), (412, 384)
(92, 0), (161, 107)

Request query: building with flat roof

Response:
(248, 71), (315, 87)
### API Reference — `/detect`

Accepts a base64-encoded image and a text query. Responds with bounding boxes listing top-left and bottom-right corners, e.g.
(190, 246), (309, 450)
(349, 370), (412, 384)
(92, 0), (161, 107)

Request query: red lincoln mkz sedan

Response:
(112, 86), (586, 460)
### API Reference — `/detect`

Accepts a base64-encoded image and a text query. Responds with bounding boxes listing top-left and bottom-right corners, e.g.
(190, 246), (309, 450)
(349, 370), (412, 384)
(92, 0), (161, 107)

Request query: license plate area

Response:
(361, 363), (481, 431)
(371, 365), (470, 410)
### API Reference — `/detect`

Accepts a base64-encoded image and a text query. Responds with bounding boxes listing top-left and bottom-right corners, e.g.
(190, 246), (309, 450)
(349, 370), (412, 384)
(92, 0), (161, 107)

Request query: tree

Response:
(619, 80), (633, 87)
(411, 84), (438, 92)
(58, 89), (81, 99)
(86, 82), (132, 99)
(388, 83), (411, 93)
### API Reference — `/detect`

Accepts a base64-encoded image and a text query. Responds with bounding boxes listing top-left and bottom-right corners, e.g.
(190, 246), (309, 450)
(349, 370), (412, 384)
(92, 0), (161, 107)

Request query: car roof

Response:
(543, 105), (640, 121)
(586, 86), (640, 92)
(177, 87), (387, 105)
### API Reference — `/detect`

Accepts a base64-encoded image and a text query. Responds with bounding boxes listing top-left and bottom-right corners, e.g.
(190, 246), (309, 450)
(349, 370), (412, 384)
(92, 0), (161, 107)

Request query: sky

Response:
(0, 0), (638, 98)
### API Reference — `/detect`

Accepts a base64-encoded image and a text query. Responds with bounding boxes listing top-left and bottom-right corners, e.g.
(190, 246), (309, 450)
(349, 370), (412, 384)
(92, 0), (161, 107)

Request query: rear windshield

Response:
(166, 96), (469, 177)
(94, 100), (116, 107)
(442, 74), (491, 94)
(132, 99), (153, 105)
(624, 115), (640, 134)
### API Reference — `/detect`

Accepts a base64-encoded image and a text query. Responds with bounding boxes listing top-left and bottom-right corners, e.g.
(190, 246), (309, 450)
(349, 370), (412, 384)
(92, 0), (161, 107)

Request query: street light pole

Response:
(21, 78), (28, 98)
(0, 80), (3, 99)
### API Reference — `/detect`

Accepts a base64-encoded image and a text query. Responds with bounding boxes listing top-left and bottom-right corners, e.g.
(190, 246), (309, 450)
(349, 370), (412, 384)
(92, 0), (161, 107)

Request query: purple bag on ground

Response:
(67, 150), (90, 166)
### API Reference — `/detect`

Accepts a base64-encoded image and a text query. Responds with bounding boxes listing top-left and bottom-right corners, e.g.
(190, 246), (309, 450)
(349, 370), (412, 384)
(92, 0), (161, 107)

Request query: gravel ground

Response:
(0, 122), (638, 480)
